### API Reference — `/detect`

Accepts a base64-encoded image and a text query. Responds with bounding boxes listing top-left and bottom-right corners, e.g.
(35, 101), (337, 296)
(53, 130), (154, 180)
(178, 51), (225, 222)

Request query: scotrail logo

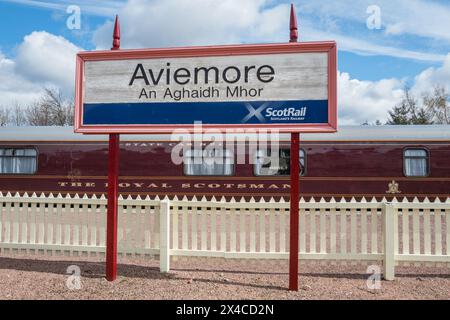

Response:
(241, 102), (307, 123)
(266, 107), (306, 118)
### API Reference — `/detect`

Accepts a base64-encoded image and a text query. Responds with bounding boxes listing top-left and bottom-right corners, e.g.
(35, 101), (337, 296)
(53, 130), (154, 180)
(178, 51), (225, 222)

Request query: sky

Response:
(1, 0), (450, 125)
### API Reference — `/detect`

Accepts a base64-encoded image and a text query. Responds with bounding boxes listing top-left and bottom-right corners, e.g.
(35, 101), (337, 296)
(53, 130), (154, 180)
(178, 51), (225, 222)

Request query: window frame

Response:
(182, 148), (235, 177)
(253, 148), (307, 177)
(403, 147), (430, 178)
(0, 147), (38, 175)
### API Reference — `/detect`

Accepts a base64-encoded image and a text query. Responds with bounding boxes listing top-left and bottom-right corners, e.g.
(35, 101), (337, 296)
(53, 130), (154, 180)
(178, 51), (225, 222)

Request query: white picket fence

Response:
(0, 192), (449, 279)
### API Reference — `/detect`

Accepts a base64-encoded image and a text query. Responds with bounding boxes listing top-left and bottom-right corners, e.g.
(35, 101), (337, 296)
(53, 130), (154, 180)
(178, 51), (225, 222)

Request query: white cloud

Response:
(0, 31), (82, 107)
(15, 31), (81, 94)
(412, 54), (450, 94)
(338, 72), (404, 125)
(0, 51), (43, 107)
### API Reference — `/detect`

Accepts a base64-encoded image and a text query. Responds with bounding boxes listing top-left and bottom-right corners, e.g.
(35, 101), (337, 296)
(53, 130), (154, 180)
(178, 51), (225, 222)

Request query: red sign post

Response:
(288, 4), (300, 291)
(105, 16), (121, 282)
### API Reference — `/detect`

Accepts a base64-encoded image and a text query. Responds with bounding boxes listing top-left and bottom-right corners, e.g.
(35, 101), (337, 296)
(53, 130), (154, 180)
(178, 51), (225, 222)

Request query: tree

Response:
(423, 86), (450, 124)
(11, 101), (26, 126)
(387, 87), (433, 125)
(25, 87), (74, 126)
(26, 101), (51, 126)
(0, 106), (11, 126)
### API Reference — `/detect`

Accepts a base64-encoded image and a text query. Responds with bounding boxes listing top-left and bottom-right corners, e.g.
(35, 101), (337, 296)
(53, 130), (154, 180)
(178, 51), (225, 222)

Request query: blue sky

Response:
(1, 0), (450, 124)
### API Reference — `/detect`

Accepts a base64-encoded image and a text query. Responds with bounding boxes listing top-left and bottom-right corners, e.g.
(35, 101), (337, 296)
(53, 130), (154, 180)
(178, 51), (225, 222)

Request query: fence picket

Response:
(191, 206), (198, 250)
(350, 209), (357, 254)
(73, 204), (80, 247)
(259, 209), (266, 253)
(37, 203), (45, 245)
(127, 205), (137, 255)
(201, 206), (207, 251)
(99, 204), (106, 247)
(240, 209), (246, 252)
(47, 204), (55, 246)
(413, 209), (420, 254)
(402, 209), (409, 254)
(143, 205), (151, 249)
(280, 208), (286, 253)
(340, 210), (347, 254)
(371, 210), (377, 254)
(424, 209), (431, 255)
(310, 210), (316, 253)
(211, 207), (217, 251)
(21, 203), (29, 245)
(361, 209), (367, 254)
(250, 208), (256, 252)
(89, 203), (97, 247)
(181, 206), (188, 250)
(117, 205), (124, 251)
(230, 208), (236, 252)
(435, 210), (442, 255)
(81, 204), (89, 247)
(172, 205), (178, 250)
(29, 203), (36, 245)
(220, 207), (226, 251)
(299, 208), (306, 253)
(320, 209), (326, 253)
(4, 202), (11, 243)
(135, 205), (144, 252)
(329, 209), (336, 254)
(154, 205), (160, 249)
(63, 205), (70, 247)
(12, 202), (20, 244)
(269, 208), (275, 253)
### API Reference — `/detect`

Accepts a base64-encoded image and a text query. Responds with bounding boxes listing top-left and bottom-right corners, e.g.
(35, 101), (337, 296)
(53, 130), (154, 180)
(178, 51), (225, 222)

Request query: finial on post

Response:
(289, 4), (298, 43)
(112, 15), (120, 50)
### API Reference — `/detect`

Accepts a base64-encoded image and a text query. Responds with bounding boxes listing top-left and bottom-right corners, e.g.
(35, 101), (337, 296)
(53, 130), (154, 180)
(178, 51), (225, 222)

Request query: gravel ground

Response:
(0, 253), (449, 300)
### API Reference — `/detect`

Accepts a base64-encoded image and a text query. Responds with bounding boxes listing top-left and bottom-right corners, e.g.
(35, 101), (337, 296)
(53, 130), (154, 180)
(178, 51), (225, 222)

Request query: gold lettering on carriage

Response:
(57, 181), (291, 190)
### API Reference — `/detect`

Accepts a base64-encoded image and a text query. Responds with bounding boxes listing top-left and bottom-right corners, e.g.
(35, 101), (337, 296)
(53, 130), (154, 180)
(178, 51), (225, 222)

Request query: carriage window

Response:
(0, 148), (37, 174)
(404, 148), (429, 177)
(184, 148), (234, 176)
(254, 148), (306, 176)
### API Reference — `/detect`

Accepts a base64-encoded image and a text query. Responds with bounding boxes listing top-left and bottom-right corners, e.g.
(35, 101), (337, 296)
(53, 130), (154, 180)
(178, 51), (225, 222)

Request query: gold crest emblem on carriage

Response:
(386, 180), (401, 194)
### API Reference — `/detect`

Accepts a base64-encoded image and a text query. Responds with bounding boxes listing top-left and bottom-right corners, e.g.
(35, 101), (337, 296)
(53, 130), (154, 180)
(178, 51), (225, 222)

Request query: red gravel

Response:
(0, 253), (448, 300)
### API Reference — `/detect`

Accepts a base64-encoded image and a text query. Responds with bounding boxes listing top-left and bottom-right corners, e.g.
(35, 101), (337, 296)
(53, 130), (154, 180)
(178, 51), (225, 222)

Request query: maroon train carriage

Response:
(0, 125), (449, 201)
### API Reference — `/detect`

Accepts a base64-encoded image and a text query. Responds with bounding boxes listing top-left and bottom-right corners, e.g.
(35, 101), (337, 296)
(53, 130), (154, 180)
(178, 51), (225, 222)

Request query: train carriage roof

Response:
(0, 125), (449, 142)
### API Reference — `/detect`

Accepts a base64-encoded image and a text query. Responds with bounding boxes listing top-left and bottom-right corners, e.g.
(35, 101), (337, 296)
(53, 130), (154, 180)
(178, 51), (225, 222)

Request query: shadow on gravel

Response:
(173, 267), (450, 279)
(0, 257), (163, 279)
(174, 276), (287, 291)
(1, 257), (448, 285)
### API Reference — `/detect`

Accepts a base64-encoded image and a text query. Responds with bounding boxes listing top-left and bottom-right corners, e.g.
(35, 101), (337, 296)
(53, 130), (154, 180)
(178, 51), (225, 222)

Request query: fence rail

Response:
(0, 192), (449, 279)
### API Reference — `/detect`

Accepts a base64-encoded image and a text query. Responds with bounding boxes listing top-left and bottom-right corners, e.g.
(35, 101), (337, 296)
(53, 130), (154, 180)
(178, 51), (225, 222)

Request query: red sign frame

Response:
(74, 41), (337, 134)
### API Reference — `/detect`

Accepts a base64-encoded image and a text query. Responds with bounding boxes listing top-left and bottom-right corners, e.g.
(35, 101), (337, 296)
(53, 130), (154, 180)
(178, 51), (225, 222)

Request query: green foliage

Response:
(387, 87), (434, 125)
